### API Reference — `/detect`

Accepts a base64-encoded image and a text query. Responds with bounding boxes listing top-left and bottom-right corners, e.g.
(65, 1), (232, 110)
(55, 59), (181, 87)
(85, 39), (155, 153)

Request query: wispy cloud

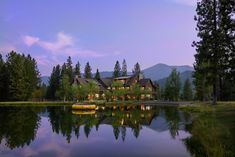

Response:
(23, 35), (39, 47)
(22, 32), (107, 58)
(39, 32), (74, 52)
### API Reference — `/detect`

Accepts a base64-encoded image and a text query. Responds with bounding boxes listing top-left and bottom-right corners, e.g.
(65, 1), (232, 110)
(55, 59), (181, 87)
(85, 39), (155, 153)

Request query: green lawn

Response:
(0, 101), (74, 106)
(179, 102), (235, 157)
(0, 100), (150, 106)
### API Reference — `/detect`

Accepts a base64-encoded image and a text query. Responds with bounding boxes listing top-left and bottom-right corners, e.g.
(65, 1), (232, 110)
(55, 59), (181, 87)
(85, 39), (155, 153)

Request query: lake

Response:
(0, 105), (234, 157)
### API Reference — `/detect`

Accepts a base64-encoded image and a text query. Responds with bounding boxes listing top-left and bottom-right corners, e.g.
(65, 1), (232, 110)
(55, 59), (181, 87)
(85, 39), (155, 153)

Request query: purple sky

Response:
(0, 0), (197, 76)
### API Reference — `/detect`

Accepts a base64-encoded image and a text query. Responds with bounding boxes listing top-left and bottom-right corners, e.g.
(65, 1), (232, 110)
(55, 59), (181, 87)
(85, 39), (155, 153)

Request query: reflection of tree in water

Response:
(0, 105), (193, 150)
(47, 106), (74, 143)
(163, 107), (180, 139)
(84, 124), (92, 138)
(47, 106), (160, 141)
(132, 127), (141, 138)
(121, 126), (126, 141)
(47, 105), (191, 142)
(0, 107), (41, 149)
(48, 106), (100, 140)
(184, 115), (235, 157)
(113, 126), (120, 140)
(74, 125), (80, 139)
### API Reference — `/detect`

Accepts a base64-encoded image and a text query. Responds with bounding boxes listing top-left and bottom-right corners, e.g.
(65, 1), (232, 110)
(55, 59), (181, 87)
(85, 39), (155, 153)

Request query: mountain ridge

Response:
(143, 63), (193, 81)
(40, 63), (194, 86)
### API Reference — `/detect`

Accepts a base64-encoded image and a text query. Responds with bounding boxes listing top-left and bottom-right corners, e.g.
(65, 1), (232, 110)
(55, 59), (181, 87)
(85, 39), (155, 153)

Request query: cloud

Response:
(171, 0), (196, 6)
(22, 32), (105, 58)
(39, 32), (74, 52)
(23, 35), (39, 47)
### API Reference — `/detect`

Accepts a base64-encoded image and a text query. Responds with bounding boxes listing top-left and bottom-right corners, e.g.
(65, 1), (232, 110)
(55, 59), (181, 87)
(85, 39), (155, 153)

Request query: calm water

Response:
(0, 105), (194, 157)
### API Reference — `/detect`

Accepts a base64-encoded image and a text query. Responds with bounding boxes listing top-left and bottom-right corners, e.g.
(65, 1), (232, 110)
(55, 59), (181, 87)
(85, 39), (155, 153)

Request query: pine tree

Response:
(95, 69), (100, 79)
(23, 54), (40, 99)
(59, 74), (71, 102)
(5, 51), (40, 100)
(219, 0), (235, 81)
(183, 79), (193, 101)
(0, 54), (9, 100)
(113, 61), (121, 78)
(84, 62), (92, 78)
(61, 63), (66, 78)
(133, 62), (141, 75)
(193, 72), (211, 101)
(74, 61), (81, 78)
(121, 59), (127, 76)
(0, 54), (4, 100)
(164, 69), (181, 101)
(47, 65), (61, 99)
(66, 56), (73, 82)
(0, 54), (4, 73)
(6, 52), (25, 100)
(219, 0), (235, 101)
(193, 0), (235, 104)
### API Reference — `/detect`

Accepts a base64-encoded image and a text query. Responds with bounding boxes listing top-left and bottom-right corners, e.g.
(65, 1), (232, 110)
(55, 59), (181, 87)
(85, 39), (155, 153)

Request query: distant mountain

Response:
(96, 63), (193, 80)
(40, 76), (49, 86)
(98, 71), (113, 78)
(40, 63), (194, 86)
(142, 63), (194, 81)
(40, 72), (115, 86)
(98, 71), (132, 78)
(156, 71), (194, 88)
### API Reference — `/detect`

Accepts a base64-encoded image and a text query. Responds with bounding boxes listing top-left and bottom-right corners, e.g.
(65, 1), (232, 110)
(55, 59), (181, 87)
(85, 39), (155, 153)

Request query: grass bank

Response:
(179, 101), (235, 113)
(0, 100), (140, 107)
(179, 102), (235, 157)
(0, 101), (74, 106)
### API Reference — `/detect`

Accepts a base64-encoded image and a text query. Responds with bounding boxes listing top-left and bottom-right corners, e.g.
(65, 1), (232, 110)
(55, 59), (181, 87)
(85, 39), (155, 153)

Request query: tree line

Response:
(160, 0), (235, 103)
(113, 59), (141, 77)
(46, 57), (143, 101)
(0, 52), (144, 101)
(0, 51), (40, 101)
(157, 69), (193, 101)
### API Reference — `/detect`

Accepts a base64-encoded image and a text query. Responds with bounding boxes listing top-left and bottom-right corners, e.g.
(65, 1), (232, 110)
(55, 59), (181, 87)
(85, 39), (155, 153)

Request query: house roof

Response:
(125, 75), (136, 86)
(139, 79), (150, 86)
(114, 76), (132, 80)
(75, 78), (106, 91)
(99, 78), (113, 88)
(73, 73), (156, 91)
(139, 79), (156, 89)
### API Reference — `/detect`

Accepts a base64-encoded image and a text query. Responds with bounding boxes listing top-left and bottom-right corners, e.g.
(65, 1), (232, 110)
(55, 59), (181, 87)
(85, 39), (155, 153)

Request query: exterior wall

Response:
(140, 81), (156, 100)
(73, 75), (157, 100)
(144, 82), (154, 91)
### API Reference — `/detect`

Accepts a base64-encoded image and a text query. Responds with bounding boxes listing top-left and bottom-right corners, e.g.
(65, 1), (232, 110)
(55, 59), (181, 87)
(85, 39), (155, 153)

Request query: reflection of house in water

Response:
(46, 106), (191, 141)
(73, 73), (157, 100)
(72, 106), (191, 132)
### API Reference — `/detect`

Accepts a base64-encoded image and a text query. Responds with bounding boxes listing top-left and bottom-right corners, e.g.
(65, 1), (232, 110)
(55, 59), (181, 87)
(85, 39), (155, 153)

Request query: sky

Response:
(0, 0), (197, 76)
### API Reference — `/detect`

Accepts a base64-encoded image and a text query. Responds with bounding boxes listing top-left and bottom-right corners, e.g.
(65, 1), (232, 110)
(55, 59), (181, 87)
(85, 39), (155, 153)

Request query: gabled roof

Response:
(98, 78), (113, 88)
(125, 75), (136, 86)
(75, 78), (106, 91)
(73, 73), (156, 91)
(114, 76), (132, 80)
(139, 79), (150, 86)
(139, 79), (156, 89)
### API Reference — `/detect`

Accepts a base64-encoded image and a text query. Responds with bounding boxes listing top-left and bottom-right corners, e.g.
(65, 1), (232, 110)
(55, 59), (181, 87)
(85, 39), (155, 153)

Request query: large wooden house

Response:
(73, 73), (157, 100)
